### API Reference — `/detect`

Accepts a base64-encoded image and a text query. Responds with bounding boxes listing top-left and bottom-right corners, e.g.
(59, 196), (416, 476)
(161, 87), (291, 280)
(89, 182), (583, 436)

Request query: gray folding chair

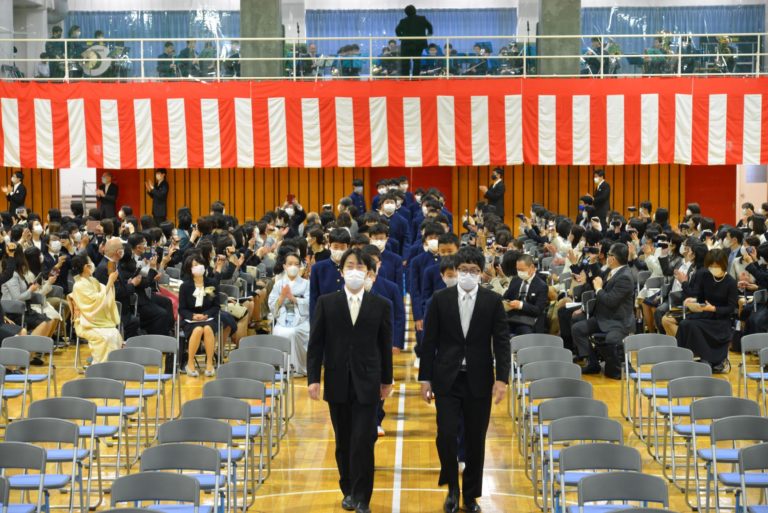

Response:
(0, 353), (25, 423)
(0, 443), (46, 513)
(738, 333), (768, 403)
(27, 398), (99, 511)
(2, 336), (57, 411)
(237, 335), (294, 420)
(509, 334), (564, 418)
(107, 348), (163, 444)
(101, 509), (155, 513)
(622, 333), (677, 422)
(737, 443), (768, 513)
(5, 418), (82, 513)
(139, 444), (223, 513)
(0, 474), (36, 513)
(759, 347), (768, 416)
(228, 348), (288, 437)
(707, 416), (768, 513)
(125, 335), (180, 421)
(165, 267), (181, 280)
(568, 471), (669, 513)
(110, 472), (204, 513)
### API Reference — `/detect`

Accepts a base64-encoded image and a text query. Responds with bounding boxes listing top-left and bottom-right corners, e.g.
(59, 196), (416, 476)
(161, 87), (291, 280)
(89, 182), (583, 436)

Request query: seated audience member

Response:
(676, 248), (738, 373)
(1, 245), (56, 338)
(571, 243), (635, 379)
(268, 251), (310, 376)
(178, 254), (219, 377)
(503, 254), (548, 335)
(69, 253), (122, 364)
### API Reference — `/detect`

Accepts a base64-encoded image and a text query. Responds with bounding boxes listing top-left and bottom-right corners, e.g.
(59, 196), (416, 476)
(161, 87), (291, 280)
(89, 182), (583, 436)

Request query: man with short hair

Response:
(479, 168), (505, 222)
(309, 228), (351, 321)
(96, 172), (118, 220)
(349, 179), (366, 215)
(157, 41), (177, 78)
(593, 169), (611, 222)
(395, 4), (433, 77)
(503, 254), (549, 335)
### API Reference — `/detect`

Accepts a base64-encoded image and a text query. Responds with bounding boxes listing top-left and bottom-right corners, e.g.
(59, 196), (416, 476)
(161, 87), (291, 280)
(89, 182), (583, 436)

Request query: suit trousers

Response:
(400, 45), (423, 76)
(435, 372), (492, 500)
(572, 317), (627, 372)
(327, 375), (378, 506)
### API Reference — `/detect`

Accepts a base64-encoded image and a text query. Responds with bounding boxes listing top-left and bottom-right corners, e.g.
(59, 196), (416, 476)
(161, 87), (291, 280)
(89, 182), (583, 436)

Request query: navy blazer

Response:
(408, 250), (439, 321)
(378, 249), (404, 296)
(309, 258), (344, 322)
(372, 277), (405, 349)
(349, 191), (366, 215)
(383, 212), (410, 257)
(420, 264), (445, 317)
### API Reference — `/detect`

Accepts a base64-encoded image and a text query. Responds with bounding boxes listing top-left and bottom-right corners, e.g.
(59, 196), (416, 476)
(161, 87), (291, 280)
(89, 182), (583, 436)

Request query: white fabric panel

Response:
(538, 95), (556, 165)
(743, 94), (763, 165)
(470, 96), (490, 166)
(572, 95), (590, 165)
(369, 97), (388, 167)
(640, 94), (659, 164)
(167, 98), (188, 168)
(403, 97), (422, 167)
(606, 95), (624, 165)
(504, 95), (522, 164)
(674, 94), (692, 164)
(201, 99), (221, 168)
(234, 98), (254, 167)
(100, 99), (120, 168)
(67, 99), (86, 168)
(134, 99), (154, 169)
(437, 96), (456, 166)
(34, 99), (53, 168)
(268, 97), (288, 168)
(707, 94), (727, 165)
(301, 98), (322, 168)
(335, 97), (355, 167)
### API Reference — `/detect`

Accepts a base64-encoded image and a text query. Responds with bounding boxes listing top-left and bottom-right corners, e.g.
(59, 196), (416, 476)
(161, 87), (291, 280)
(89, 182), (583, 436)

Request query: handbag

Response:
(224, 301), (248, 320)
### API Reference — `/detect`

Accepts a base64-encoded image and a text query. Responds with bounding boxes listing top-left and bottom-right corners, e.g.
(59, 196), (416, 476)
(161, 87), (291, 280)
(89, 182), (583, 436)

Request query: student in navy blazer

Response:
(408, 223), (444, 355)
(349, 179), (366, 215)
(309, 228), (350, 321)
(371, 180), (388, 213)
(367, 223), (404, 297)
(379, 193), (410, 257)
(363, 246), (405, 350)
(420, 233), (460, 318)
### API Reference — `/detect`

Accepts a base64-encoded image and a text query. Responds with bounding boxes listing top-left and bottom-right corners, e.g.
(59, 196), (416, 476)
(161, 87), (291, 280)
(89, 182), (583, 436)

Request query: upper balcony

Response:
(0, 32), (765, 82)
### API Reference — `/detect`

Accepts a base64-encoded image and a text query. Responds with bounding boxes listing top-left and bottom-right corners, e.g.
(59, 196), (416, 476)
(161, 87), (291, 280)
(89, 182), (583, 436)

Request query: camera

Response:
(655, 242), (669, 249)
(627, 206), (637, 212)
(584, 246), (600, 255)
(516, 213), (526, 220)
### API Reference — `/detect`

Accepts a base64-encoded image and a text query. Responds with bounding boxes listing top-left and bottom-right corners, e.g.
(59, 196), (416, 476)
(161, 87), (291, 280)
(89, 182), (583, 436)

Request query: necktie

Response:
(460, 293), (472, 337)
(349, 296), (360, 325)
(519, 280), (528, 301)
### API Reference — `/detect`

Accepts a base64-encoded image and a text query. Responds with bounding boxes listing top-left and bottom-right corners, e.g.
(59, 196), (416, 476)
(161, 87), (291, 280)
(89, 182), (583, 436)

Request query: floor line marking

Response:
(391, 382), (407, 513)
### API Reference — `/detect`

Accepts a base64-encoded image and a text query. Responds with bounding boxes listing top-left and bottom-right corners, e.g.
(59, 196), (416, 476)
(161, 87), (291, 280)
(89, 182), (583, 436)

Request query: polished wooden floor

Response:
(19, 330), (757, 513)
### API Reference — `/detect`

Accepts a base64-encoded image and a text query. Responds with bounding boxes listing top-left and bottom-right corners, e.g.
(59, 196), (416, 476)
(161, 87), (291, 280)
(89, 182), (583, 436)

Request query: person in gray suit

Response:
(572, 242), (635, 379)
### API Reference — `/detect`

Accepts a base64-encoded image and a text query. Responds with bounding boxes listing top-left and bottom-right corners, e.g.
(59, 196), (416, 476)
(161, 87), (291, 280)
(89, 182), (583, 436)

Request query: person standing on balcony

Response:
(396, 4), (433, 78)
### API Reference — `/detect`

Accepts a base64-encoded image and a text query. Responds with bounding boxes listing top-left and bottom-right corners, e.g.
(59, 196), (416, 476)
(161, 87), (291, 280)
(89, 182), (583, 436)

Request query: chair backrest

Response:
(125, 335), (179, 355)
(219, 284), (240, 300)
(667, 376), (732, 401)
(165, 267), (181, 280)
(549, 416), (623, 444)
(538, 397), (608, 423)
(238, 334), (292, 355)
(5, 417), (79, 445)
(760, 347), (768, 367)
(521, 361), (582, 383)
(0, 475), (8, 510)
(217, 361), (276, 383)
(637, 346), (694, 366)
(111, 472), (200, 507)
(28, 397), (97, 423)
(108, 347), (164, 368)
(741, 333), (768, 354)
(1, 300), (25, 316)
(181, 396), (250, 424)
(710, 416), (768, 444)
(739, 442), (768, 472)
(623, 333), (677, 353)
(650, 361), (712, 383)
(516, 346), (573, 366)
(528, 377), (593, 402)
(86, 361), (146, 384)
(511, 334), (564, 353)
(559, 443), (642, 472)
(645, 276), (664, 290)
(0, 441), (46, 471)
(228, 347), (285, 368)
(61, 377), (126, 402)
(577, 471), (668, 506)
(203, 377), (267, 402)
(140, 443), (220, 473)
(2, 336), (54, 355)
(0, 347), (31, 368)
(158, 418), (233, 445)
(690, 397), (761, 423)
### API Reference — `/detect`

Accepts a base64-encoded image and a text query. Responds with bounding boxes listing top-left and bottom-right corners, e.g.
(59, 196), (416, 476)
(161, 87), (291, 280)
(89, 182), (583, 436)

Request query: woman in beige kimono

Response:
(68, 253), (122, 364)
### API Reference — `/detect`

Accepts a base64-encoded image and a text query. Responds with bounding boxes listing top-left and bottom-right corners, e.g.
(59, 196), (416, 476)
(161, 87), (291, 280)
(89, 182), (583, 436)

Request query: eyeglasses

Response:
(458, 267), (481, 276)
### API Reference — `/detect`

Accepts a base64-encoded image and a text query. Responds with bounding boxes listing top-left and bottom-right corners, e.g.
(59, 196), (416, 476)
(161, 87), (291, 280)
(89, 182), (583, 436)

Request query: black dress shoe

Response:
(582, 362), (601, 374)
(341, 496), (356, 511)
(463, 498), (482, 512)
(29, 356), (44, 366)
(444, 488), (459, 513)
(355, 504), (371, 513)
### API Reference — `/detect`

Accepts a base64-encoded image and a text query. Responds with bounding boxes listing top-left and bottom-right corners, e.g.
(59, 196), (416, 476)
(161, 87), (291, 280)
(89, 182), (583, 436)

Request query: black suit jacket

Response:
(593, 266), (635, 333)
(6, 183), (26, 212)
(98, 183), (118, 219)
(419, 286), (511, 397)
(484, 181), (506, 220)
(503, 276), (549, 330)
(395, 14), (433, 49)
(307, 291), (393, 405)
(148, 180), (169, 218)
(593, 180), (611, 220)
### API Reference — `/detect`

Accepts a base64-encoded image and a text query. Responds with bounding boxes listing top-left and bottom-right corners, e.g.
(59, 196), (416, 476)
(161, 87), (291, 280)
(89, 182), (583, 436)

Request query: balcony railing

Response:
(0, 32), (764, 81)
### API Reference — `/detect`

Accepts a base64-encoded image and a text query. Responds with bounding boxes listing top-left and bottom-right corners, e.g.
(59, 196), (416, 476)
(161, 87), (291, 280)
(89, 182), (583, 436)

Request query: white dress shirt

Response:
(344, 286), (364, 325)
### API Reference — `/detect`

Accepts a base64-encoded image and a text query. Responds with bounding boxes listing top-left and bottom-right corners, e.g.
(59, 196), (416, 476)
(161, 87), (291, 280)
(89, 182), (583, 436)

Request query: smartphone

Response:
(627, 206), (637, 212)
(156, 246), (164, 260)
(287, 194), (295, 204)
(517, 213), (526, 220)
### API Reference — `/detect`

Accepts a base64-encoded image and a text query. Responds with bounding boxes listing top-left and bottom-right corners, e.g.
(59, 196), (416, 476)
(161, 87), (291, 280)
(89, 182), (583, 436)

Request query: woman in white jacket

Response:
(268, 252), (310, 376)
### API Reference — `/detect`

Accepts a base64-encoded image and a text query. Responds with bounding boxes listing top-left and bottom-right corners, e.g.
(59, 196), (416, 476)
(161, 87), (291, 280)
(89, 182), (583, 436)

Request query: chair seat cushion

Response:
(746, 371), (768, 380)
(673, 424), (710, 436)
(125, 388), (158, 398)
(46, 449), (89, 462)
(655, 405), (691, 416)
(265, 388), (282, 397)
(189, 474), (226, 489)
(628, 372), (651, 381)
(719, 472), (768, 487)
(144, 373), (173, 382)
(231, 425), (261, 439)
(567, 505), (633, 513)
(2, 389), (23, 399)
(748, 506), (768, 513)
(5, 374), (48, 383)
(641, 387), (668, 398)
(147, 505), (213, 513)
(97, 405), (138, 416)
(9, 474), (71, 489)
(697, 448), (739, 462)
(250, 405), (273, 416)
(561, 471), (595, 486)
(0, 503), (36, 513)
(79, 425), (119, 438)
(534, 425), (549, 437)
(218, 449), (244, 462)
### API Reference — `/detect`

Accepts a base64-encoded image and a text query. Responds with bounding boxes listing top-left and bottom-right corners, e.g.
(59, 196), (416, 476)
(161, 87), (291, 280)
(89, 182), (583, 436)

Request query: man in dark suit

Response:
(395, 4), (433, 77)
(307, 248), (393, 513)
(349, 179), (366, 216)
(503, 254), (549, 335)
(97, 172), (118, 220)
(146, 169), (169, 224)
(3, 172), (26, 213)
(571, 242), (635, 379)
(419, 246), (510, 513)
(593, 169), (611, 222)
(479, 168), (505, 222)
(94, 238), (139, 339)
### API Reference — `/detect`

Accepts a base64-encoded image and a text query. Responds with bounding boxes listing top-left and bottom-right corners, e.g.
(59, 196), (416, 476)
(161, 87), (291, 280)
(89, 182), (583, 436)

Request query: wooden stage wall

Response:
(0, 167), (60, 218)
(5, 165), (686, 233)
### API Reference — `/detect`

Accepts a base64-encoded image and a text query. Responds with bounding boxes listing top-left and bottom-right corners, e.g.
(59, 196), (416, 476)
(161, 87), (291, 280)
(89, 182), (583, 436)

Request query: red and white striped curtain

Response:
(0, 77), (766, 170)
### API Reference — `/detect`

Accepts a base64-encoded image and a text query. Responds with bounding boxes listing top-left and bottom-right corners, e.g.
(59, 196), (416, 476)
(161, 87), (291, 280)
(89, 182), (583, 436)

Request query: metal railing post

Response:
(756, 36), (761, 76)
(599, 35), (604, 78)
(677, 40), (682, 76)
(292, 40), (297, 81)
(523, 39), (527, 77)
(369, 37), (374, 79)
(63, 40), (69, 81)
(445, 37), (450, 78)
(140, 40), (145, 80)
(215, 38), (221, 81)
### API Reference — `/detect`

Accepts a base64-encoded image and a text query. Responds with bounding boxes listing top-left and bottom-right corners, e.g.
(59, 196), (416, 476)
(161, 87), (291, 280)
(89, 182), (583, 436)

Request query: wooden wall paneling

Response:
(512, 165), (524, 235)
(659, 164), (670, 219)
(321, 168), (334, 211)
(298, 168), (311, 213)
(669, 165), (680, 225)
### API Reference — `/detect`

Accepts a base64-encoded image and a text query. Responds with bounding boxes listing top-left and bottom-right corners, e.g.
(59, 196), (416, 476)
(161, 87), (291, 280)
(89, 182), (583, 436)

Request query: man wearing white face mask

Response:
(96, 172), (118, 220)
(349, 178), (367, 215)
(3, 172), (26, 213)
(308, 248), (393, 513)
(367, 223), (404, 297)
(309, 228), (351, 323)
(379, 193), (409, 258)
(592, 169), (611, 222)
(419, 246), (510, 513)
(503, 254), (548, 335)
(371, 179), (388, 212)
(408, 223), (445, 357)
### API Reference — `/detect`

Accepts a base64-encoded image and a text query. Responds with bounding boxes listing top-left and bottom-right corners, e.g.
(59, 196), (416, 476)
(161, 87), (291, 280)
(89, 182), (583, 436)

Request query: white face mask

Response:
(414, 195), (422, 203)
(458, 271), (478, 291)
(372, 239), (387, 251)
(344, 269), (366, 291)
(330, 249), (345, 263)
(594, 176), (601, 184)
(709, 266), (725, 278)
(396, 200), (403, 208)
(443, 276), (458, 288)
(382, 203), (396, 215)
(285, 265), (300, 278)
(427, 239), (439, 252)
(102, 176), (109, 184)
(364, 276), (374, 292)
(377, 188), (387, 195)
(50, 240), (62, 253)
(742, 209), (748, 216)
(517, 270), (531, 281)
(285, 207), (295, 217)
(32, 224), (43, 235)
(191, 264), (205, 277)
(422, 206), (429, 217)
(400, 184), (408, 192)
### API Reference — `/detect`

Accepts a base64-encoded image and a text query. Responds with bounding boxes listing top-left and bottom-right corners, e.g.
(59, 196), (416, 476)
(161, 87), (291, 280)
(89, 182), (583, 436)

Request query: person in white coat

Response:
(269, 252), (310, 376)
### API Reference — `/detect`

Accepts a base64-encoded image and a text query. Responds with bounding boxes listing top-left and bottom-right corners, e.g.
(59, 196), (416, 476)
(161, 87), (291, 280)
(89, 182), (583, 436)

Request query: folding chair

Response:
(758, 347), (768, 416)
(516, 347), (575, 438)
(0, 354), (25, 424)
(547, 417), (624, 513)
(139, 444), (223, 513)
(102, 509), (155, 513)
(568, 471), (669, 513)
(1, 336), (57, 413)
(110, 472), (206, 513)
(238, 335), (294, 420)
(5, 418), (82, 513)
(107, 348), (163, 445)
(556, 444), (642, 513)
(622, 334), (677, 422)
(737, 442), (768, 513)
(125, 335), (181, 420)
(228, 348), (288, 437)
(707, 416), (768, 513)
(737, 334), (768, 403)
(0, 474), (37, 513)
(509, 334), (564, 418)
(0, 443), (45, 513)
